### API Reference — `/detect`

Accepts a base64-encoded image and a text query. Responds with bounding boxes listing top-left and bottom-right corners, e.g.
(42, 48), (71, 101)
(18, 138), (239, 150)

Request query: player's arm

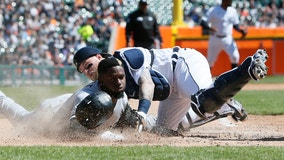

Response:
(125, 15), (133, 47)
(137, 68), (154, 115)
(152, 15), (163, 47)
(199, 19), (216, 33)
(233, 24), (247, 38)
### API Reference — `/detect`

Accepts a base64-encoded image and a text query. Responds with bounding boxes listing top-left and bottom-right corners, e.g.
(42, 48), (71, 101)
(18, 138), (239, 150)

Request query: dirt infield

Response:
(0, 84), (283, 147)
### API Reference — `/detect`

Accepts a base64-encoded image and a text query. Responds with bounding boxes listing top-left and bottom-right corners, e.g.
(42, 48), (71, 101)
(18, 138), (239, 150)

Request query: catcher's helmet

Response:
(73, 46), (111, 72)
(75, 91), (114, 129)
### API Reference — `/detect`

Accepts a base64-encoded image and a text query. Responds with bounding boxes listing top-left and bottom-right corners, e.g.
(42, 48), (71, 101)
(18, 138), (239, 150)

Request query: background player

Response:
(201, 0), (247, 69)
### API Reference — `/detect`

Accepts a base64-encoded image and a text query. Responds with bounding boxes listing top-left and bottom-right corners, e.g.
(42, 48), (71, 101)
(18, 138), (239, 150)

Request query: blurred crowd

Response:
(185, 0), (284, 28)
(0, 0), (284, 67)
(0, 0), (124, 67)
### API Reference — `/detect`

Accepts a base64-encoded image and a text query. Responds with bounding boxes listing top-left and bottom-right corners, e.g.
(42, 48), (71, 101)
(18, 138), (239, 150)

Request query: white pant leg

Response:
(0, 91), (72, 135)
(223, 36), (240, 64)
(0, 91), (29, 127)
(157, 92), (190, 130)
(207, 36), (223, 67)
(175, 48), (212, 96)
(33, 93), (72, 135)
(157, 49), (213, 130)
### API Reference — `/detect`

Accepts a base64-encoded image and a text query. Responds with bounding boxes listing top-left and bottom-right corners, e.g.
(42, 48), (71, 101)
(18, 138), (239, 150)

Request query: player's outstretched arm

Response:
(137, 68), (155, 114)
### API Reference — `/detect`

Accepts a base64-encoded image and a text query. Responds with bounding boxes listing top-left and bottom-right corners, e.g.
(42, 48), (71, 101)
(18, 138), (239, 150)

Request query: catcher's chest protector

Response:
(114, 48), (170, 101)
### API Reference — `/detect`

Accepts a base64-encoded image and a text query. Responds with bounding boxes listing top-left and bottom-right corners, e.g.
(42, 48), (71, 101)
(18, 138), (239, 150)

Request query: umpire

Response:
(125, 0), (163, 50)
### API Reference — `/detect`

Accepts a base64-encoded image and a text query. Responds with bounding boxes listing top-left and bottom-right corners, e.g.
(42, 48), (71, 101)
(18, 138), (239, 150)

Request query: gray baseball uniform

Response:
(0, 81), (127, 136)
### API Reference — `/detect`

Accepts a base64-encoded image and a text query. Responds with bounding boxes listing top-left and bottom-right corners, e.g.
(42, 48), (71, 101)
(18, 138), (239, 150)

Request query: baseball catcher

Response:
(114, 46), (268, 136)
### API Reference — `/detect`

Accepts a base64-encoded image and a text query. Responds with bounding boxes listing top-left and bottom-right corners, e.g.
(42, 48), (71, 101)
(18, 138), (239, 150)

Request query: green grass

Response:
(235, 90), (284, 115)
(0, 85), (82, 111)
(0, 146), (283, 160)
(236, 75), (284, 115)
(249, 75), (284, 84)
(0, 76), (284, 159)
(1, 86), (284, 114)
(1, 76), (284, 114)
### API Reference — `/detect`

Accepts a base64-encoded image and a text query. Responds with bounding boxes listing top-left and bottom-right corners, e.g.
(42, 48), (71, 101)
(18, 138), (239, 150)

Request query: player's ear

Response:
(96, 54), (103, 60)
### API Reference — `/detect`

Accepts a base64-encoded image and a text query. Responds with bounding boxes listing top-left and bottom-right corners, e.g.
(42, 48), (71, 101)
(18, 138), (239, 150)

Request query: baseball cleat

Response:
(226, 98), (248, 122)
(253, 49), (268, 63)
(249, 49), (268, 80)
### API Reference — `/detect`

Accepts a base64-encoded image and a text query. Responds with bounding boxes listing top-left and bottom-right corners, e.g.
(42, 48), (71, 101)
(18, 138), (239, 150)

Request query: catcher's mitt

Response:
(115, 104), (142, 129)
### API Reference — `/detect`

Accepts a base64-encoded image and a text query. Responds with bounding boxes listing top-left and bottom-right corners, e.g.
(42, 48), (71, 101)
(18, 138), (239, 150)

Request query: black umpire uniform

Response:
(125, 0), (163, 50)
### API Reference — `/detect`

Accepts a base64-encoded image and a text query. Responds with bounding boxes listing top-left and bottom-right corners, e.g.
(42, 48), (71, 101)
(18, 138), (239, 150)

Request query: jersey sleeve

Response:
(231, 7), (240, 25)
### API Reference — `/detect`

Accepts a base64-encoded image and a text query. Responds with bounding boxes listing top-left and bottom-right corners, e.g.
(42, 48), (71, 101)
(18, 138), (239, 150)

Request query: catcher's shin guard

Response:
(192, 49), (268, 117)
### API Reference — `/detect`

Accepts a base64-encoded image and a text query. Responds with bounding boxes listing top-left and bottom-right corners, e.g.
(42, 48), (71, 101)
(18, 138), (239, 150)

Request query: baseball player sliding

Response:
(0, 57), (152, 137)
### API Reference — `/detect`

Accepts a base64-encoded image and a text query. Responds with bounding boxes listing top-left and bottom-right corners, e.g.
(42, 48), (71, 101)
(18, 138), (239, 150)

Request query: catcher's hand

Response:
(136, 111), (157, 132)
(240, 28), (247, 39)
(115, 104), (156, 132)
(115, 104), (143, 129)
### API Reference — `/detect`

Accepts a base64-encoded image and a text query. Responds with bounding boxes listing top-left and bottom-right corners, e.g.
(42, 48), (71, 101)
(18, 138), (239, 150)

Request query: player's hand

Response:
(136, 111), (157, 132)
(240, 28), (247, 39)
(159, 43), (163, 49)
(136, 111), (146, 132)
(209, 27), (217, 33)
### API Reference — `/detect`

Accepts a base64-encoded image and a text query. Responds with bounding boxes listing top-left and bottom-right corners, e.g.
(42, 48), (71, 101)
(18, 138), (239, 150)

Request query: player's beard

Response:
(89, 70), (98, 81)
(99, 82), (124, 99)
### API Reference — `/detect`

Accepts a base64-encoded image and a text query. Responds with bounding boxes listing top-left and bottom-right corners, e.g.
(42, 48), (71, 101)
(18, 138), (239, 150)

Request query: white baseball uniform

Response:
(206, 5), (240, 67)
(0, 81), (127, 136)
(115, 46), (235, 130)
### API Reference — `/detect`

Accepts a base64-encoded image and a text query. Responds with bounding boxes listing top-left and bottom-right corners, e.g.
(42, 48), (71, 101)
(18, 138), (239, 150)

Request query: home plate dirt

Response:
(0, 84), (283, 146)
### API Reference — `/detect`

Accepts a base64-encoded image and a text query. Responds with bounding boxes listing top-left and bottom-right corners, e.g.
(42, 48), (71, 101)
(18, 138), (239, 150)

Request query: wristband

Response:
(138, 99), (151, 114)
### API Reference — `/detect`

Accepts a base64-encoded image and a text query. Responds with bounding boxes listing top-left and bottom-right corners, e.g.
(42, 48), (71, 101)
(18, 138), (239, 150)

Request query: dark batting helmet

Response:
(73, 46), (111, 72)
(139, 0), (148, 5)
(75, 91), (114, 129)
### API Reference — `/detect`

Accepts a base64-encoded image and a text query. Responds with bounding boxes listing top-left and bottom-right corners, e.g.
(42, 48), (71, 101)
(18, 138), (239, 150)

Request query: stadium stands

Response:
(0, 0), (283, 67)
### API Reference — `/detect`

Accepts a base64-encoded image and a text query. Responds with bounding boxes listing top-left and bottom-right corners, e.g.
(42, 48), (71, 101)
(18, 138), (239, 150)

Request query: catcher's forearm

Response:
(138, 69), (154, 113)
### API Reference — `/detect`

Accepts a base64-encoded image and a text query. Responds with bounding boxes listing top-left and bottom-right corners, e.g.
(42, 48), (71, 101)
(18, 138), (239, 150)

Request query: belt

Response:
(216, 35), (227, 38)
(210, 33), (227, 38)
(171, 47), (179, 71)
(149, 49), (154, 66)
